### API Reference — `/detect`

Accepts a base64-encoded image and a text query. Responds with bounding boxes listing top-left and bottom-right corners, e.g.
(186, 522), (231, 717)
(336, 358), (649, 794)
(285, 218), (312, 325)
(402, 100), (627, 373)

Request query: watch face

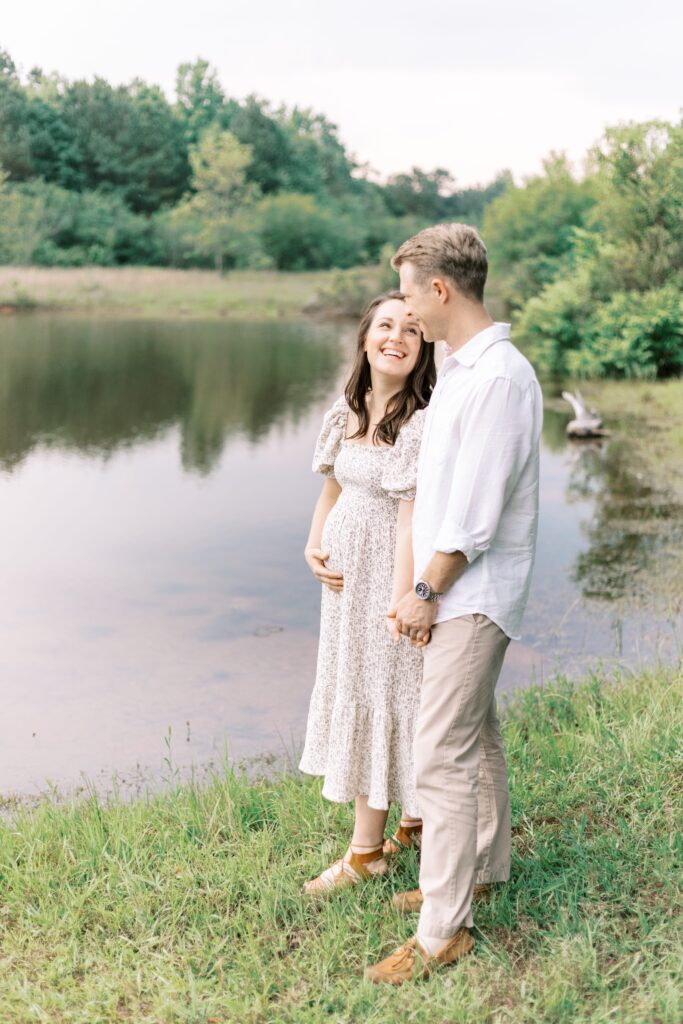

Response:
(415, 580), (431, 600)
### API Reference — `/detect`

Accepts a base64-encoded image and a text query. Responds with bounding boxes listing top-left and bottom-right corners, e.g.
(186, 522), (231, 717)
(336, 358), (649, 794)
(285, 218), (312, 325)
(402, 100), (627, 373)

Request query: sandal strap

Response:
(393, 823), (423, 847)
(347, 847), (385, 878)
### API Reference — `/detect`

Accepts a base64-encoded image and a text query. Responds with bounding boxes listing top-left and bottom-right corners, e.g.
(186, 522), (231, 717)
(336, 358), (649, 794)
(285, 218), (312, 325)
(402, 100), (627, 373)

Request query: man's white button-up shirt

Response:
(413, 322), (543, 640)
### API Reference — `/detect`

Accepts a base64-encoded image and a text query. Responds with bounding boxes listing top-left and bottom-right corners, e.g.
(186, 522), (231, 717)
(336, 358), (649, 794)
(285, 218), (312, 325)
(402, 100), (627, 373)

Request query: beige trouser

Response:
(415, 613), (511, 939)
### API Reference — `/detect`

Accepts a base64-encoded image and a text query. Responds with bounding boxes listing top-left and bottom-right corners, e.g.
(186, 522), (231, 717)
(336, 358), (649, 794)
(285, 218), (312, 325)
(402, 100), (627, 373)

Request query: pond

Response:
(1, 315), (681, 797)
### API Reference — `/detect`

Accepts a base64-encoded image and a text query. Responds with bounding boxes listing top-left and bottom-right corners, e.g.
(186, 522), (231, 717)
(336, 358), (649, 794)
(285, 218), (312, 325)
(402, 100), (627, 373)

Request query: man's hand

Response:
(394, 590), (438, 645)
(304, 547), (343, 592)
(386, 606), (431, 647)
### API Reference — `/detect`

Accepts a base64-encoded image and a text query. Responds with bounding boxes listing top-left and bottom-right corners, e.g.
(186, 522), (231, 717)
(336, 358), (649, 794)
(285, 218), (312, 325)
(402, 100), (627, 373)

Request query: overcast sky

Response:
(3, 0), (682, 186)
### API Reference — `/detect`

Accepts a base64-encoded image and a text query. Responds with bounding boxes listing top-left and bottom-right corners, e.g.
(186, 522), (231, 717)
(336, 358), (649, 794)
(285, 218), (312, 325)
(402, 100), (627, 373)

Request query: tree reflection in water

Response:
(0, 316), (344, 475)
(563, 431), (683, 609)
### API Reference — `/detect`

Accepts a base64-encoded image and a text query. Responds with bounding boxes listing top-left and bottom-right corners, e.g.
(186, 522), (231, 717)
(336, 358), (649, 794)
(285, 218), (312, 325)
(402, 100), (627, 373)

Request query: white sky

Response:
(3, 0), (682, 186)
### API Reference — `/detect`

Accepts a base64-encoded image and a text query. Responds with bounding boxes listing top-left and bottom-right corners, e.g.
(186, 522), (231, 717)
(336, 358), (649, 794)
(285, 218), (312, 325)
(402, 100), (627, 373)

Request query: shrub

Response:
(569, 286), (683, 379)
(517, 265), (594, 377)
(258, 194), (363, 270)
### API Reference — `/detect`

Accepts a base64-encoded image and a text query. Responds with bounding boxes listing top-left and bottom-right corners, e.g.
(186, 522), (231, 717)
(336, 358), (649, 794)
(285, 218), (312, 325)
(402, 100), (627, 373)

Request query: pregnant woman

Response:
(299, 290), (436, 893)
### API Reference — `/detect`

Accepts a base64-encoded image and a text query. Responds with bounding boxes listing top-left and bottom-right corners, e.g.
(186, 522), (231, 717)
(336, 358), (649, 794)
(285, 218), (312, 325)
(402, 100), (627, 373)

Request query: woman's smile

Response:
(380, 345), (407, 360)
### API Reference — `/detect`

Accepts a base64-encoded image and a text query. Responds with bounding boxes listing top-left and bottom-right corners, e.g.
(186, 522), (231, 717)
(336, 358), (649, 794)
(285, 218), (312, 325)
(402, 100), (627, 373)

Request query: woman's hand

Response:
(385, 609), (400, 641)
(386, 607), (431, 646)
(394, 589), (437, 645)
(305, 547), (344, 592)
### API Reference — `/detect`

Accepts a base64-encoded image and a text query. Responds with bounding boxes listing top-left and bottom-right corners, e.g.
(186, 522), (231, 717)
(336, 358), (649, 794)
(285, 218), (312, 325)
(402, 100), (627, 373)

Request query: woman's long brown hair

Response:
(344, 290), (436, 446)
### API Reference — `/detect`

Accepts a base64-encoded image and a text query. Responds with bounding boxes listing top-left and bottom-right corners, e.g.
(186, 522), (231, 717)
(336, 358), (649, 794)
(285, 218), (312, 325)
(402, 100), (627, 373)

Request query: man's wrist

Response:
(415, 579), (443, 603)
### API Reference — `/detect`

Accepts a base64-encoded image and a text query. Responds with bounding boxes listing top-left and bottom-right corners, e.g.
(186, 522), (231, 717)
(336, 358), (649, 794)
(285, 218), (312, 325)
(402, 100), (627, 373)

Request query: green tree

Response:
(518, 119), (683, 379)
(586, 119), (683, 294)
(226, 96), (291, 195)
(171, 127), (260, 271)
(483, 155), (596, 310)
(278, 108), (354, 198)
(55, 79), (190, 212)
(0, 176), (156, 267)
(175, 59), (227, 146)
(258, 193), (363, 270)
(383, 167), (455, 220)
(0, 50), (33, 179)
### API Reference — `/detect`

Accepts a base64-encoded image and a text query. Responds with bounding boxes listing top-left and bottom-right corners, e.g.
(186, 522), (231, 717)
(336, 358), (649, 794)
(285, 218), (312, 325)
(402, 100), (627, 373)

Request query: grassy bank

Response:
(0, 267), (345, 320)
(1, 666), (681, 1023)
(0, 264), (507, 321)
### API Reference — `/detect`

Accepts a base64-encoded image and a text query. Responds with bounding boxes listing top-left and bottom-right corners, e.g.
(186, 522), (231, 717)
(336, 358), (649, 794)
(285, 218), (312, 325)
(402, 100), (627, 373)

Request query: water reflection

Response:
(566, 437), (683, 607)
(0, 317), (343, 474)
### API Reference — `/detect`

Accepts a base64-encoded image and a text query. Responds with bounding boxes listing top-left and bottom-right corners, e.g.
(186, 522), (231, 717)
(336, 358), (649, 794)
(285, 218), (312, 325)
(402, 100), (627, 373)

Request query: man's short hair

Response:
(392, 223), (488, 301)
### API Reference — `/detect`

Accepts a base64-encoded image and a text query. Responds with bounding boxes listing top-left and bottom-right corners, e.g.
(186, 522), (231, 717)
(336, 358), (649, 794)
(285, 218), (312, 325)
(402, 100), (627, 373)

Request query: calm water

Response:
(1, 315), (681, 797)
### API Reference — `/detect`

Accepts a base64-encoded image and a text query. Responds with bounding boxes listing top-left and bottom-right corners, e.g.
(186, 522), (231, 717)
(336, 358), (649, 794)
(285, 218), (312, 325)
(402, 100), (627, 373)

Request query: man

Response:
(367, 223), (542, 985)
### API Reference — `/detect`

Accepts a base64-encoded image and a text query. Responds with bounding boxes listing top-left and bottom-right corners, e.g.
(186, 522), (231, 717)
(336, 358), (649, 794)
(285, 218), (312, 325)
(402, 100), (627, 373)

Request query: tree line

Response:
(482, 119), (683, 378)
(0, 50), (507, 272)
(1, 49), (681, 378)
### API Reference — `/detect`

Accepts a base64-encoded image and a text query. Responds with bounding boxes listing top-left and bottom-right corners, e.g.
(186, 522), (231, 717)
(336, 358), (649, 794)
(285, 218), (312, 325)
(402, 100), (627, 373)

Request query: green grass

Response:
(0, 264), (506, 322)
(0, 266), (344, 320)
(1, 666), (681, 1023)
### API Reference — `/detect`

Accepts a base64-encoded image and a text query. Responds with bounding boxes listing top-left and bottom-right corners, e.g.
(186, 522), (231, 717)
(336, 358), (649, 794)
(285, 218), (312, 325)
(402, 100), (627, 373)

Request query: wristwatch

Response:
(415, 579), (442, 603)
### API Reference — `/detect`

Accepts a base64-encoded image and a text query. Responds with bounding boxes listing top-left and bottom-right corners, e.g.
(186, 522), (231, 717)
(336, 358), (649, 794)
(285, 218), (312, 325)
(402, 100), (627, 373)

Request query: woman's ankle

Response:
(398, 814), (422, 828)
(349, 840), (384, 856)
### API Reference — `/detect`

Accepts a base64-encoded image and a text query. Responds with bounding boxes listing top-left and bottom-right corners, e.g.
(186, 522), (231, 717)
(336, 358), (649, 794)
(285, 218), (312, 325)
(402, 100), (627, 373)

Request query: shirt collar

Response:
(442, 322), (511, 368)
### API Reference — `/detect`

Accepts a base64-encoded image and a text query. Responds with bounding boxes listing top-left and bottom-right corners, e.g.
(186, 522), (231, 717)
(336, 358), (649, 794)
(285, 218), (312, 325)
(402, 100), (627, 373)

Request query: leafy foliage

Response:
(504, 120), (683, 379)
(0, 49), (505, 272)
(483, 155), (596, 310)
(258, 194), (364, 270)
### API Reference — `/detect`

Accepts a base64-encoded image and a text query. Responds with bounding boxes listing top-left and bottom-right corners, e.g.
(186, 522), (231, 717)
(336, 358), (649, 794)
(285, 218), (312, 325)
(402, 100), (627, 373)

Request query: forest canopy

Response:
(0, 50), (507, 273)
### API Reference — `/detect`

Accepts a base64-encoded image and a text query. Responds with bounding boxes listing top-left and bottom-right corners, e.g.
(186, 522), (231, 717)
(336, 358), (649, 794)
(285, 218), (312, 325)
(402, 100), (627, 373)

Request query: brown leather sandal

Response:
(302, 846), (388, 895)
(382, 821), (423, 859)
(392, 882), (494, 913)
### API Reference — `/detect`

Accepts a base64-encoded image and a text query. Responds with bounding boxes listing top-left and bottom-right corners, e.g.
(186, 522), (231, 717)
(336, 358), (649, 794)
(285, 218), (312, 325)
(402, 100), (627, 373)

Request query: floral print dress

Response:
(298, 395), (425, 816)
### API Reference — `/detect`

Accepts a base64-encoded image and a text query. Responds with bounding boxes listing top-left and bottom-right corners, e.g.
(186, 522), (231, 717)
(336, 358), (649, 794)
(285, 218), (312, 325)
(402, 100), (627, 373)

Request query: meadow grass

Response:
(1, 666), (681, 1023)
(0, 267), (342, 320)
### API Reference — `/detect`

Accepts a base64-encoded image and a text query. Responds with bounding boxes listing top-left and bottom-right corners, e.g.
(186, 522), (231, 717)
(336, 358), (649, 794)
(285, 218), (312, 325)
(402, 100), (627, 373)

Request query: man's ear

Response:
(431, 277), (450, 304)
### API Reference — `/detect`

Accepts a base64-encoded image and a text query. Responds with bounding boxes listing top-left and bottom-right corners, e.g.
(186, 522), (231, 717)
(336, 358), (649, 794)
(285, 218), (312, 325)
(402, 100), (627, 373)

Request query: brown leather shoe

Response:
(392, 882), (494, 913)
(382, 822), (422, 859)
(365, 929), (474, 985)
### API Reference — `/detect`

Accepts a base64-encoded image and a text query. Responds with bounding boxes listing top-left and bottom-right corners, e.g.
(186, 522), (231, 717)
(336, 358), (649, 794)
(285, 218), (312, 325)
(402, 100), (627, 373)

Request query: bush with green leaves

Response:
(0, 177), (154, 266)
(516, 118), (683, 379)
(483, 155), (597, 311)
(522, 270), (683, 380)
(258, 194), (364, 270)
(517, 263), (594, 377)
(568, 286), (683, 379)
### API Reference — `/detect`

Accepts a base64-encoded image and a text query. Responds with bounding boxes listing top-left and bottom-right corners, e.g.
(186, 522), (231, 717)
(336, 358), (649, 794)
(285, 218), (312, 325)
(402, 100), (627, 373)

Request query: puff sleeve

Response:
(381, 407), (426, 500)
(312, 395), (348, 478)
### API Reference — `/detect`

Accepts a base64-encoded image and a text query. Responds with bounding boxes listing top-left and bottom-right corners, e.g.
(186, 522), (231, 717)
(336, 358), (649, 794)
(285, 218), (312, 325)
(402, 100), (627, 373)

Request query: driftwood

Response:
(561, 390), (611, 438)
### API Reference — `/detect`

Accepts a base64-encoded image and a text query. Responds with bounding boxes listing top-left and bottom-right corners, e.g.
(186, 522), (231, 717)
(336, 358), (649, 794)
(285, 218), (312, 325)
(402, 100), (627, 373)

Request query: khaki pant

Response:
(415, 614), (511, 939)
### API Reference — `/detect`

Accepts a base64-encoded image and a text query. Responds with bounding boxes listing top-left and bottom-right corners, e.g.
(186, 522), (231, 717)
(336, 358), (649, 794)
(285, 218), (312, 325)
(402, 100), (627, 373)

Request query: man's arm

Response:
(394, 376), (536, 642)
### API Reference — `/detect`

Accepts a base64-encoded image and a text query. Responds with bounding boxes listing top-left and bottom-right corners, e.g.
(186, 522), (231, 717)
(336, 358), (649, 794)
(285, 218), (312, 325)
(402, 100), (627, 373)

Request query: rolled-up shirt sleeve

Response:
(434, 376), (536, 562)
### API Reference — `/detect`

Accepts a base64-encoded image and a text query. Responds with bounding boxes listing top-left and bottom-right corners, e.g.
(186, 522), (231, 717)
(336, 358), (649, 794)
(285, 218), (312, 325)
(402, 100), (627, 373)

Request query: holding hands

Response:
(305, 547), (344, 593)
(386, 589), (437, 647)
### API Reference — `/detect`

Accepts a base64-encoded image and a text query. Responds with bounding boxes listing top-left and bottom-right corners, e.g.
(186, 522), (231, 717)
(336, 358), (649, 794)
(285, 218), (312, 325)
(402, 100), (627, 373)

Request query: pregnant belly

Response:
(321, 505), (345, 575)
(321, 500), (395, 599)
